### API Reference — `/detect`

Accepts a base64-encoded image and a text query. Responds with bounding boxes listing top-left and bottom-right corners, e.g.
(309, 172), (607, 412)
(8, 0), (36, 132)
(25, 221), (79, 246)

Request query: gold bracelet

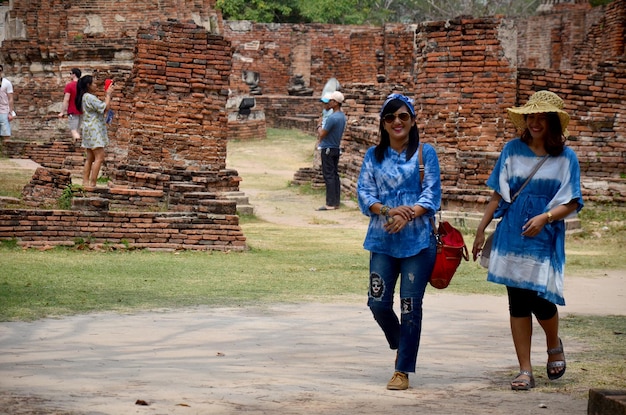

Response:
(380, 205), (390, 216)
(546, 211), (554, 223)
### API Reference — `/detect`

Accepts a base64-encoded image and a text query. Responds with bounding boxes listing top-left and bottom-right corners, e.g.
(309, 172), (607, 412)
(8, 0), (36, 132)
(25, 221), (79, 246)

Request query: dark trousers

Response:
(320, 147), (341, 207)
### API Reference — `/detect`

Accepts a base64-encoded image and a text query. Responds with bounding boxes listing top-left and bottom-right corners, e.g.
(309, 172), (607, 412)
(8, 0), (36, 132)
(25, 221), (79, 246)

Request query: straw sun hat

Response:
(507, 90), (570, 136)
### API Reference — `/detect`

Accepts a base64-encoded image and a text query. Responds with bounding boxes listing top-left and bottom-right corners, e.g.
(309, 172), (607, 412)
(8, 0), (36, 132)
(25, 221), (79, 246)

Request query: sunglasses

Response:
(383, 112), (411, 123)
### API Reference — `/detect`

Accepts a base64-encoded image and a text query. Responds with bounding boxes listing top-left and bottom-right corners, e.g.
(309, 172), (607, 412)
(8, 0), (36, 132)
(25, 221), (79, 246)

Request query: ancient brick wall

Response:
(223, 22), (380, 96)
(0, 2), (251, 251)
(1, 0), (221, 142)
(329, 17), (519, 210)
(223, 21), (421, 97)
(413, 17), (518, 183)
(113, 20), (231, 174)
(516, 0), (624, 71)
(288, 10), (624, 208)
(1, 0), (624, 216)
(571, 0), (626, 70)
(381, 24), (419, 88)
(349, 30), (385, 84)
(0, 209), (246, 251)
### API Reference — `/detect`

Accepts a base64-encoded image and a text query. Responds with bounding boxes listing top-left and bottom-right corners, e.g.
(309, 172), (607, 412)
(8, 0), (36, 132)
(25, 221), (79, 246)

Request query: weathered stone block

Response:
(588, 389), (626, 415)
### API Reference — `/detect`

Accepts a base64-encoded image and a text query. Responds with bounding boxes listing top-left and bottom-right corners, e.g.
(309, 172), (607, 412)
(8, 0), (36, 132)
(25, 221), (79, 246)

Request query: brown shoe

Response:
(386, 371), (409, 390)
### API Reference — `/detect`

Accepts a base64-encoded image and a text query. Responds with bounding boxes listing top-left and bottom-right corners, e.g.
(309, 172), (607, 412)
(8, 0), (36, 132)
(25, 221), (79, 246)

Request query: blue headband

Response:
(380, 93), (415, 117)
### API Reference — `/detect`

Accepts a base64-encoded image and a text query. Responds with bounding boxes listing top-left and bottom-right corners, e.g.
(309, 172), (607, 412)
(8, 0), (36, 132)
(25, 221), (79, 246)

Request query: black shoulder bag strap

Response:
(511, 155), (549, 203)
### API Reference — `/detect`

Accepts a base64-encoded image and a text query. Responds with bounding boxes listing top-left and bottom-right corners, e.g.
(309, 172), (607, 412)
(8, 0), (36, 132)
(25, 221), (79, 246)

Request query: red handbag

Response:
(417, 143), (468, 289)
(429, 219), (469, 289)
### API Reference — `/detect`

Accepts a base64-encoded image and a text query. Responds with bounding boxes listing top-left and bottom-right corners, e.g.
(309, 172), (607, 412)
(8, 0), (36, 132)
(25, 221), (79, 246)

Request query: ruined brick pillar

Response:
(112, 20), (240, 194)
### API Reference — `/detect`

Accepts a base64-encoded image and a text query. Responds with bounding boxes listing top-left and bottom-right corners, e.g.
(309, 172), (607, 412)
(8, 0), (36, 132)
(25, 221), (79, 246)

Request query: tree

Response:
(216, 0), (300, 23)
(216, 0), (375, 23)
(295, 0), (369, 24)
(216, 0), (615, 25)
(367, 0), (542, 24)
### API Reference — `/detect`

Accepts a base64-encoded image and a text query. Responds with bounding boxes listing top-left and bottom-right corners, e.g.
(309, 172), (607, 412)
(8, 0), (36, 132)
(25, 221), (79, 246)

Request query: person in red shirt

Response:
(58, 68), (82, 140)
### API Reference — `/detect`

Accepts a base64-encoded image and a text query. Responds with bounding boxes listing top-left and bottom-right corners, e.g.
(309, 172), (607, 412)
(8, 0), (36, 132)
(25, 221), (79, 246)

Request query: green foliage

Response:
(73, 235), (93, 250)
(216, 0), (545, 25)
(0, 238), (19, 249)
(0, 170), (31, 198)
(58, 184), (84, 210)
(296, 0), (365, 24)
(589, 0), (615, 6)
(369, 0), (543, 24)
(216, 0), (301, 23)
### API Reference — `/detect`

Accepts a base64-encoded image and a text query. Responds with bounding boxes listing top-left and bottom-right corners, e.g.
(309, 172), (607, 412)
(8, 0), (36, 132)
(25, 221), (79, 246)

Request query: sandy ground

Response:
(1, 157), (625, 414)
(1, 278), (624, 415)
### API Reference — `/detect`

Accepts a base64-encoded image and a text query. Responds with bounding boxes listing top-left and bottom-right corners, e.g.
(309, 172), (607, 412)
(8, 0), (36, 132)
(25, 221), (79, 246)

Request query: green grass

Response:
(565, 205), (626, 272)
(1, 210), (624, 321)
(0, 223), (369, 321)
(0, 170), (31, 198)
(556, 315), (626, 396)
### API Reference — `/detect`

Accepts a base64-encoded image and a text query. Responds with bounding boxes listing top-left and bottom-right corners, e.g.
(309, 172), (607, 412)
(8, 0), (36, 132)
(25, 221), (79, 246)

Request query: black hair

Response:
(520, 112), (566, 156)
(374, 98), (419, 163)
(71, 68), (82, 78)
(75, 75), (93, 112)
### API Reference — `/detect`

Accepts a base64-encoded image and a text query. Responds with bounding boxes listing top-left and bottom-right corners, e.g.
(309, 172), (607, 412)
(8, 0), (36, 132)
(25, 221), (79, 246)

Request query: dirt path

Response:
(1, 152), (625, 414)
(1, 279), (624, 415)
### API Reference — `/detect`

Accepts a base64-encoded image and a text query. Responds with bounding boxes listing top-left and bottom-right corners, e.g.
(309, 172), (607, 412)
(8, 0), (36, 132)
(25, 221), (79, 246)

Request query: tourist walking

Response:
(472, 90), (583, 390)
(357, 93), (442, 390)
(58, 68), (83, 140)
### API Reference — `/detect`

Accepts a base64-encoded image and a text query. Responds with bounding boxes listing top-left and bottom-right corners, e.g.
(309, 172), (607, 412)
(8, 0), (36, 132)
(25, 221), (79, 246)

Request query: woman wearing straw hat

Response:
(472, 90), (583, 391)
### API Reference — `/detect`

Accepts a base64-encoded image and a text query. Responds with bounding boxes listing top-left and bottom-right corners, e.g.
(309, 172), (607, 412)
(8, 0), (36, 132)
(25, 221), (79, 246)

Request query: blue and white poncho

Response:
(487, 138), (583, 305)
(357, 143), (441, 258)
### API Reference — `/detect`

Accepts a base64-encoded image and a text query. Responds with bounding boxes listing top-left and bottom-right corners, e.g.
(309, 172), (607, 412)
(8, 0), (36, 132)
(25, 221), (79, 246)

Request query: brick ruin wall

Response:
(339, 12), (625, 209)
(111, 20), (233, 185)
(224, 22), (385, 94)
(230, 4), (624, 208)
(1, 0), (222, 141)
(0, 1), (624, 248)
(0, 0), (248, 251)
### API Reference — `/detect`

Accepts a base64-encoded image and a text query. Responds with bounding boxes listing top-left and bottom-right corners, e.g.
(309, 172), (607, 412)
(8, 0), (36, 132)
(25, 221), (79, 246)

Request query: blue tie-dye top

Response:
(486, 138), (583, 305)
(357, 143), (441, 258)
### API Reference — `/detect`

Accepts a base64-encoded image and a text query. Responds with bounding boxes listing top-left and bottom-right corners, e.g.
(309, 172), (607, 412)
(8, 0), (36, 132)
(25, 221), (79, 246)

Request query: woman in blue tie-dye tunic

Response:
(357, 94), (441, 391)
(472, 91), (583, 391)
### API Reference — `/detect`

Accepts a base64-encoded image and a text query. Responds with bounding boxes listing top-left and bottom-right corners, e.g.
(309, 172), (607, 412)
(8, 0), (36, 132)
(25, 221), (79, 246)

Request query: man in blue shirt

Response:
(316, 91), (346, 210)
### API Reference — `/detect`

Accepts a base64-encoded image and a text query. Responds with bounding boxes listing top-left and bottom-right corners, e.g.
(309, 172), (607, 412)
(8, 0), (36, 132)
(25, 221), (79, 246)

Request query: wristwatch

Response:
(546, 212), (554, 223)
(10, 111), (16, 117)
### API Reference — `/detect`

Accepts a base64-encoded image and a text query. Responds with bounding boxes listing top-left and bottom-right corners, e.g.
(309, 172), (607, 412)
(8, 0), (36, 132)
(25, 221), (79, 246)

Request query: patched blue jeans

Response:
(367, 241), (436, 373)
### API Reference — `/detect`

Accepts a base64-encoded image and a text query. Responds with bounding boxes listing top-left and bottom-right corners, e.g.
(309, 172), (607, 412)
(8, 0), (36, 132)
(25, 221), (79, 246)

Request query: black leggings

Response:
(507, 286), (557, 320)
